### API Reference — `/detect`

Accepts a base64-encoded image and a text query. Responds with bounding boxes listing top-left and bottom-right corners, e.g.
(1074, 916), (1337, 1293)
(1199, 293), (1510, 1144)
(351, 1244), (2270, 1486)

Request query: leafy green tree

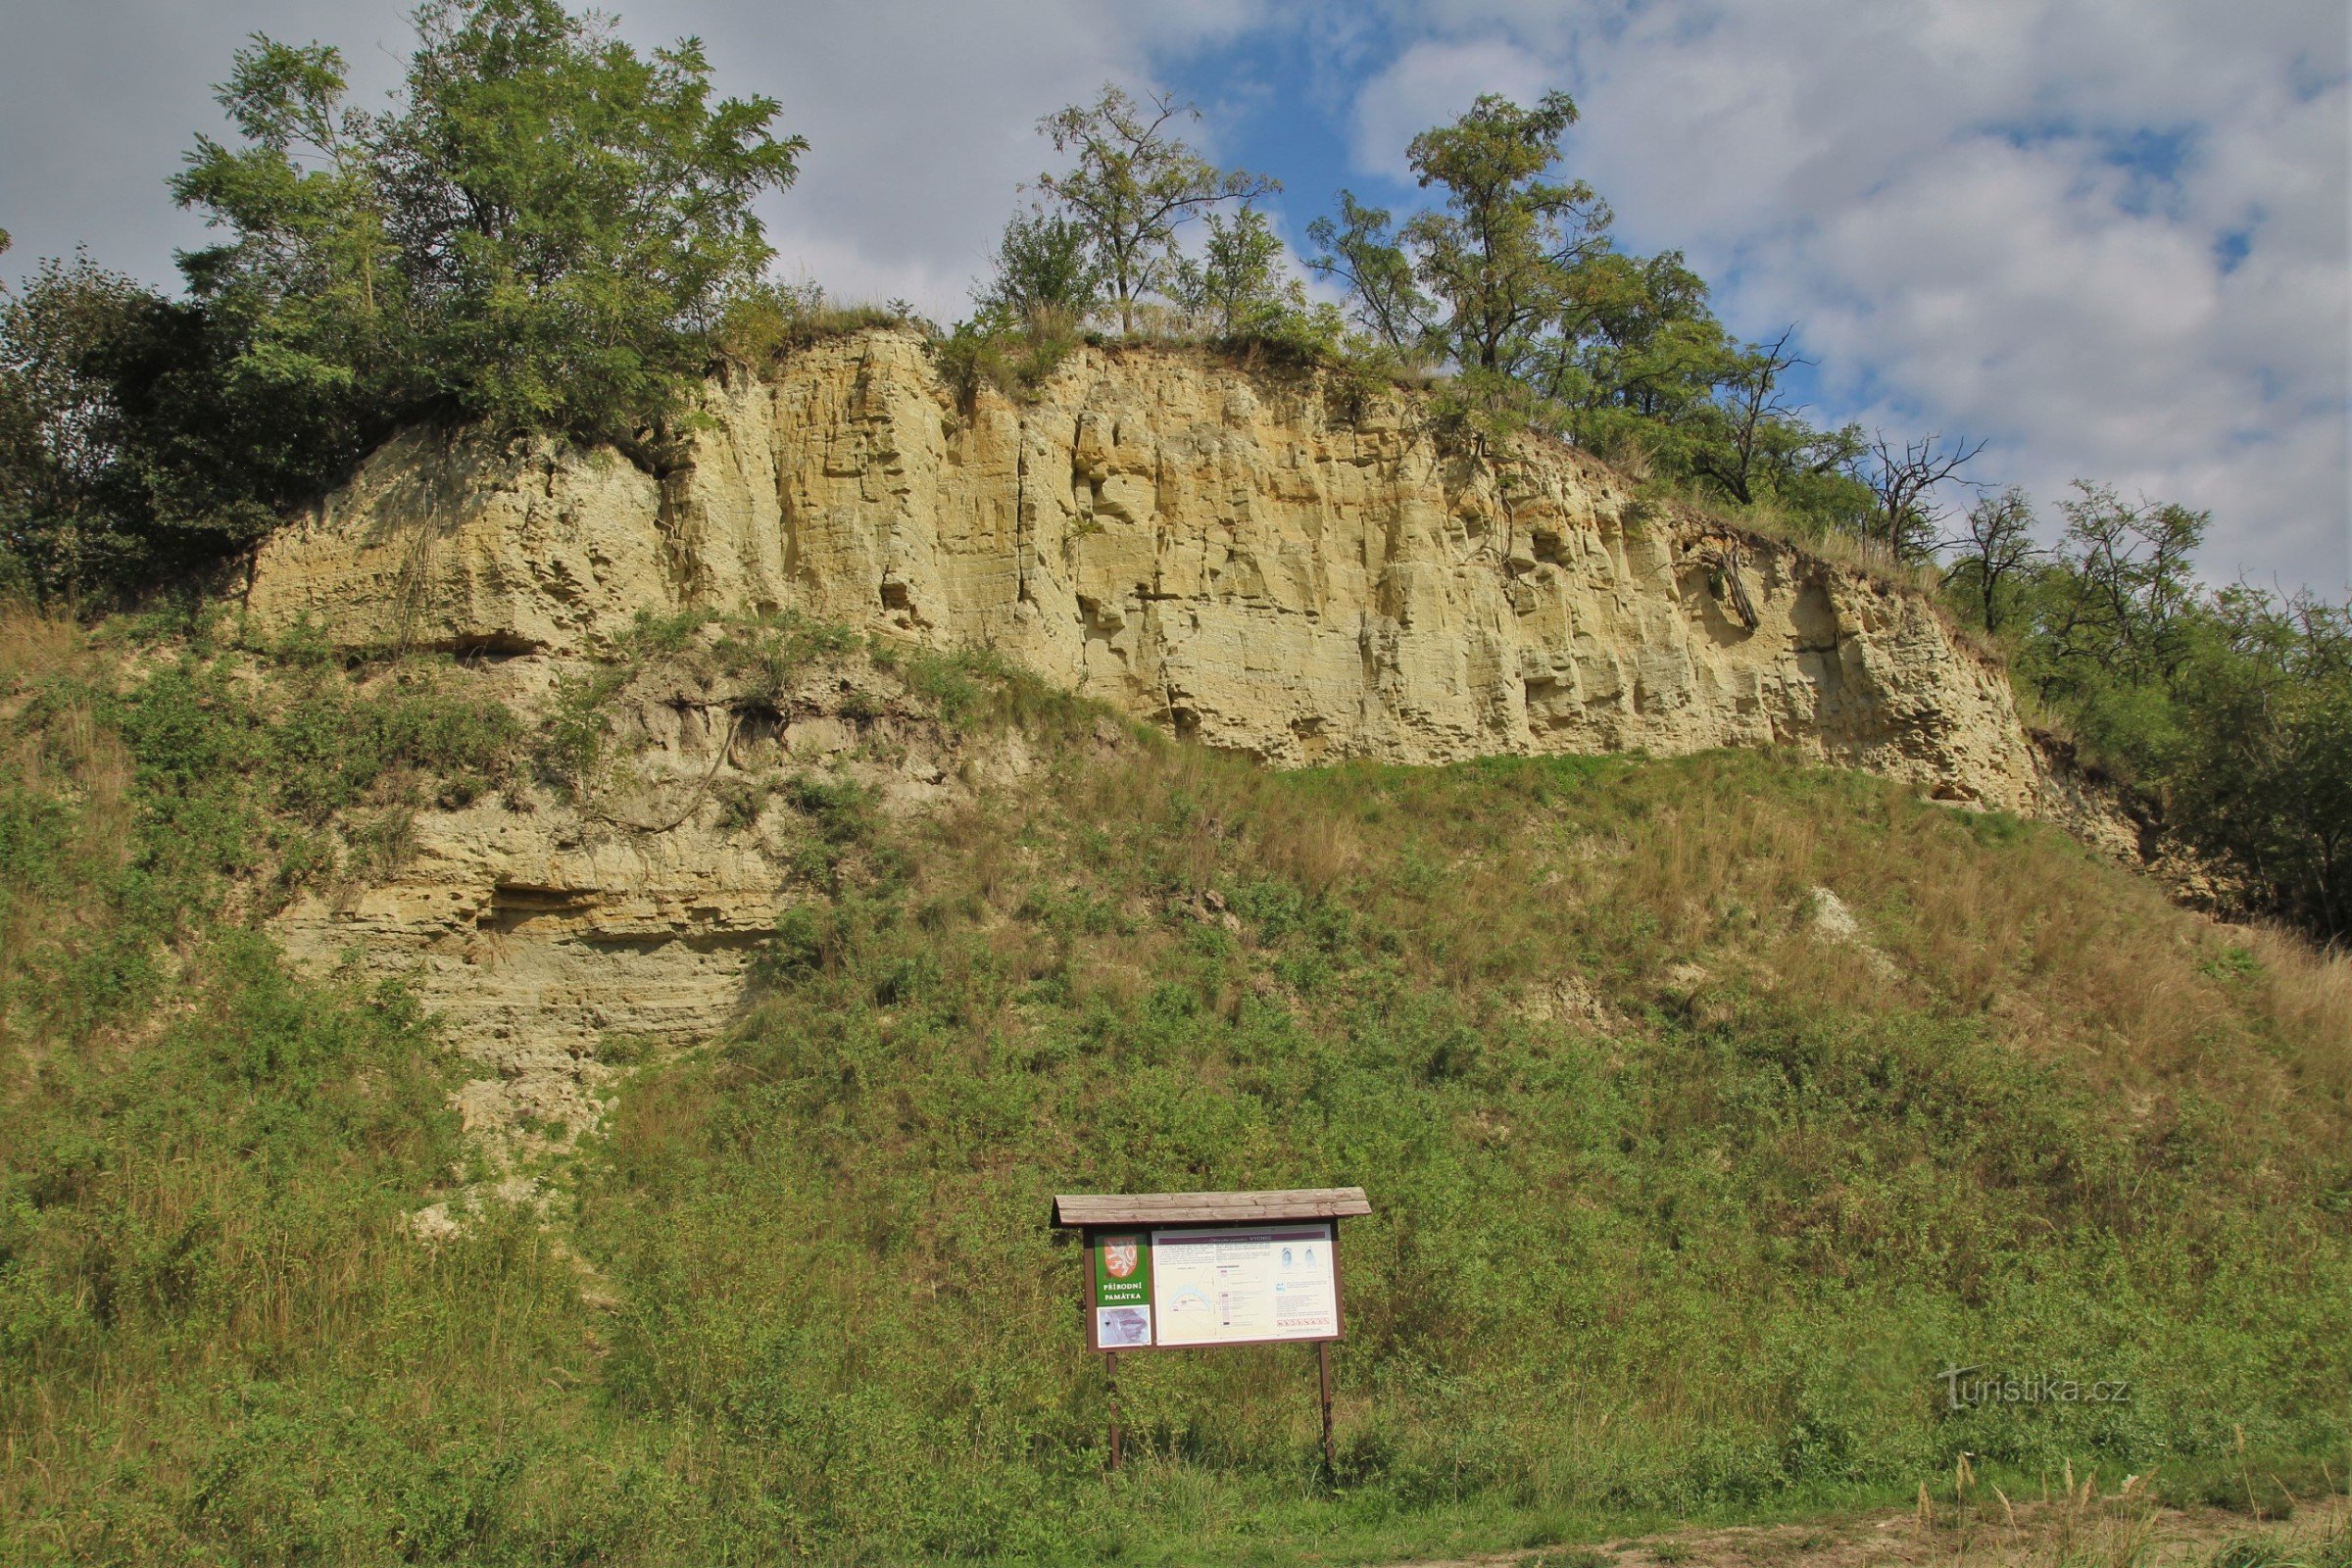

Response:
(1304, 193), (1428, 354)
(971, 207), (1101, 325)
(1165, 205), (1334, 349)
(1942, 485), (2040, 634)
(5, 0), (809, 605)
(2064, 482), (2207, 685)
(2165, 590), (2352, 943)
(1316, 94), (1752, 459)
(1662, 329), (1871, 536)
(3, 41), (420, 603)
(1309, 94), (1881, 525)
(947, 207), (1105, 408)
(1036, 85), (1276, 334)
(1396, 91), (1611, 378)
(1543, 250), (1704, 403)
(2019, 481), (2208, 710)
(1169, 205), (1279, 334)
(171, 37), (404, 450)
(380, 0), (803, 433)
(1972, 484), (2351, 943)
(1543, 249), (1741, 470)
(1994, 481), (2207, 828)
(1311, 92), (1624, 448)
(175, 0), (806, 447)
(0, 255), (181, 596)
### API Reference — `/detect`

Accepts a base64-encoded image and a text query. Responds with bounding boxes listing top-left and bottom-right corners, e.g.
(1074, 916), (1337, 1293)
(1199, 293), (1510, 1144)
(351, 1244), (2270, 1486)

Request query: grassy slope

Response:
(2, 606), (2347, 1565)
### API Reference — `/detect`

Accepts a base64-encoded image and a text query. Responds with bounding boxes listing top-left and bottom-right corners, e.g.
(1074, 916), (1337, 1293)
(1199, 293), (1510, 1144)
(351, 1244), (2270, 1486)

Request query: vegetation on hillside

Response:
(1985, 485), (2352, 944)
(3, 606), (2346, 1563)
(3, 7), (2347, 1562)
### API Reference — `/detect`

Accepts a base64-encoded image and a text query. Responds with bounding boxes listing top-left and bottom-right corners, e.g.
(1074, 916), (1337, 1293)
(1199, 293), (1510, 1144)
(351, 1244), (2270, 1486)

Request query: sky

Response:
(3, 0), (2346, 596)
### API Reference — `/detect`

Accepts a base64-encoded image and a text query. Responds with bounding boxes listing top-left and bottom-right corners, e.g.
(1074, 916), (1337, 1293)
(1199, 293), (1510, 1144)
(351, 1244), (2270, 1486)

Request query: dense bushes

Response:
(1963, 484), (2352, 944)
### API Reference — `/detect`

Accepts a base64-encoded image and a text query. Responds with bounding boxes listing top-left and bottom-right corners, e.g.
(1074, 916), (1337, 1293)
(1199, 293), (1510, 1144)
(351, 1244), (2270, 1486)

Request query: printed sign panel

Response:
(1150, 1223), (1339, 1347)
(1090, 1232), (1153, 1348)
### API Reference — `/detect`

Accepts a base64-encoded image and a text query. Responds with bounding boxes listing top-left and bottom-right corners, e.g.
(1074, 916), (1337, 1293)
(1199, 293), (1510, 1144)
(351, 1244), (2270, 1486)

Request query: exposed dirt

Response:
(1392, 1493), (2347, 1568)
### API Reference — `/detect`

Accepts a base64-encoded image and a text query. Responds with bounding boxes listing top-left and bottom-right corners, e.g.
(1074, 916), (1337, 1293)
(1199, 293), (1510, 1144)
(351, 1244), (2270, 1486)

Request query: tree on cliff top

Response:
(1035, 85), (1276, 334)
(2, 0), (806, 601)
(969, 206), (1101, 326)
(173, 0), (805, 447)
(1310, 91), (1611, 381)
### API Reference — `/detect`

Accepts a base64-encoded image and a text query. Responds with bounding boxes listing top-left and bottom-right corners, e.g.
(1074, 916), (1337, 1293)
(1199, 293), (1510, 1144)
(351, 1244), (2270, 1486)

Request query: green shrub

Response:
(936, 310), (1085, 411)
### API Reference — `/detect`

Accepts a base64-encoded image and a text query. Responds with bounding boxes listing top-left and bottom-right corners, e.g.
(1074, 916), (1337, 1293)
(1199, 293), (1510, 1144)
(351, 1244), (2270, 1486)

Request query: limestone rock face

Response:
(275, 784), (780, 1148)
(269, 652), (1014, 1163)
(246, 328), (2041, 810)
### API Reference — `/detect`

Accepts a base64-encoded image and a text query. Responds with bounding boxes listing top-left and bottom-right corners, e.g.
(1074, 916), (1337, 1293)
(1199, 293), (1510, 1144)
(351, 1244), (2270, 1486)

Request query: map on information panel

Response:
(1149, 1223), (1339, 1347)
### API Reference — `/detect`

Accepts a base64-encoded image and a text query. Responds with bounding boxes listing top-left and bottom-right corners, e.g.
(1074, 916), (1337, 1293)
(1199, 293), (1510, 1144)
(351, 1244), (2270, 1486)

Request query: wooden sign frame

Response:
(1052, 1187), (1371, 1474)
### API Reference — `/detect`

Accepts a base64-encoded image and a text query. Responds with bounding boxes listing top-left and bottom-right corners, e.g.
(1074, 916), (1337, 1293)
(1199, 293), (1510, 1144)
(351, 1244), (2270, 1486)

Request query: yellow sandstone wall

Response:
(245, 327), (2040, 810)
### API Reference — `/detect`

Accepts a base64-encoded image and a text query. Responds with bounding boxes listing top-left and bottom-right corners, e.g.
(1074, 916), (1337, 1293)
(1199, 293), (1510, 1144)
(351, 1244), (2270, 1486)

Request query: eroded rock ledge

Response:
(270, 647), (1057, 1175)
(245, 328), (2041, 811)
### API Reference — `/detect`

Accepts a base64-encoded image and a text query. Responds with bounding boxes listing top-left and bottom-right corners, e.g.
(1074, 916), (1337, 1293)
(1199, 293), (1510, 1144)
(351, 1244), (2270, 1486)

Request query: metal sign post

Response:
(1052, 1187), (1372, 1479)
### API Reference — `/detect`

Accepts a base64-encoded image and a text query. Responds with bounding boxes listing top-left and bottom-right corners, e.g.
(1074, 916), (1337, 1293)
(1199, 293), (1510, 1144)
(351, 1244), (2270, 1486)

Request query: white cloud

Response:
(634, 0), (1247, 321)
(1349, 36), (1555, 173)
(1342, 0), (2351, 592)
(0, 1), (414, 286)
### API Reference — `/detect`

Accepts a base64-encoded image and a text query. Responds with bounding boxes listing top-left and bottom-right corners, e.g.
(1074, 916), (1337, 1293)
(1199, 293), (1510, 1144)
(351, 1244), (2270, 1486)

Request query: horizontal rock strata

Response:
(246, 329), (2040, 810)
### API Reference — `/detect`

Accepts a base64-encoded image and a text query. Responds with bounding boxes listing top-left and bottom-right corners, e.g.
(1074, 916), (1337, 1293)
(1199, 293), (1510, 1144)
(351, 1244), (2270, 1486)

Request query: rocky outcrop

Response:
(245, 328), (2042, 810)
(269, 650), (1036, 1167)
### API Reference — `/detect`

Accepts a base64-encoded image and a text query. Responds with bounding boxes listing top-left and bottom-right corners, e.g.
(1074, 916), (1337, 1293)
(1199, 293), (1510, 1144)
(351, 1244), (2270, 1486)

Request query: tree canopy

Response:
(2, 0), (803, 601)
(1402, 90), (1609, 377)
(1306, 91), (1882, 524)
(174, 0), (804, 445)
(1033, 86), (1277, 334)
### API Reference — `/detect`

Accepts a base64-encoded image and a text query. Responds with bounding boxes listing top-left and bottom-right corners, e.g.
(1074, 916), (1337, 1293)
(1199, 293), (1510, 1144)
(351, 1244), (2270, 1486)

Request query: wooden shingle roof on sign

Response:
(1052, 1188), (1371, 1228)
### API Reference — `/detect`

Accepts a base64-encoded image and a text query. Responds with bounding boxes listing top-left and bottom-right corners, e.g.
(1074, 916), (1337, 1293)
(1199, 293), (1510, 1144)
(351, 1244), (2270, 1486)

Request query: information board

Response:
(1061, 1191), (1365, 1472)
(1087, 1224), (1342, 1349)
(1152, 1223), (1339, 1347)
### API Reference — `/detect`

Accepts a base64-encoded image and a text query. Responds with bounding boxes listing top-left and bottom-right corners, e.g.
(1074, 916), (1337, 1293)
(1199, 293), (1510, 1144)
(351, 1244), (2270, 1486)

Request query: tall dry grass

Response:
(2244, 925), (2352, 1102)
(0, 597), (93, 690)
(1, 601), (137, 1069)
(1718, 497), (1947, 596)
(1042, 741), (2349, 1169)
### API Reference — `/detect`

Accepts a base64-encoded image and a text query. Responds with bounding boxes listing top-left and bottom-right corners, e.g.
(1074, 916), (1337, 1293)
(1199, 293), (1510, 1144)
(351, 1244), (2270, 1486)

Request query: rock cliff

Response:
(244, 328), (2044, 811)
(268, 643), (1060, 1186)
